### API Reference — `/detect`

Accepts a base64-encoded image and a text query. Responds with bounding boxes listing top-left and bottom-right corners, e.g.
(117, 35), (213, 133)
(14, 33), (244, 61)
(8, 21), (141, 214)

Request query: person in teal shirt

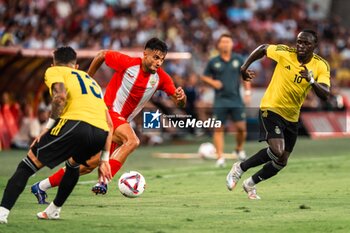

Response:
(201, 33), (251, 167)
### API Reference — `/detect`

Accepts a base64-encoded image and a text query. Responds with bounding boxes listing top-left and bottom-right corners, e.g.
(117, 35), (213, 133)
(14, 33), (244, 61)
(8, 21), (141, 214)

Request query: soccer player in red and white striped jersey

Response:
(31, 38), (187, 201)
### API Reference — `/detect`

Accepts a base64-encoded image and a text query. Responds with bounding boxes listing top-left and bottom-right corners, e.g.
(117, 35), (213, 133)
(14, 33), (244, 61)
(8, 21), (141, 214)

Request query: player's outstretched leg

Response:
(227, 148), (271, 191)
(242, 159), (286, 199)
(92, 124), (139, 195)
(32, 154), (100, 203)
(37, 160), (80, 220)
(1, 157), (38, 224)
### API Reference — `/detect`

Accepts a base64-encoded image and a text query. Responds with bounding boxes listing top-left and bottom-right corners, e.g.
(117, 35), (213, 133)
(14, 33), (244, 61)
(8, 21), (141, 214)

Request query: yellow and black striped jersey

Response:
(44, 66), (109, 131)
(260, 44), (330, 122)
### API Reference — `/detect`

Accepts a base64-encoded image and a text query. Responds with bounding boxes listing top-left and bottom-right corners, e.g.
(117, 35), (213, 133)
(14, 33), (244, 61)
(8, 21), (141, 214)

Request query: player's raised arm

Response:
(87, 50), (107, 77)
(240, 44), (269, 81)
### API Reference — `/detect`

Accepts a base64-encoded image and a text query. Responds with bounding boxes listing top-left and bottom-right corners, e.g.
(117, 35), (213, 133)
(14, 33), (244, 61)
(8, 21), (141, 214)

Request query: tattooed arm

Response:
(50, 82), (67, 120)
(30, 82), (67, 146)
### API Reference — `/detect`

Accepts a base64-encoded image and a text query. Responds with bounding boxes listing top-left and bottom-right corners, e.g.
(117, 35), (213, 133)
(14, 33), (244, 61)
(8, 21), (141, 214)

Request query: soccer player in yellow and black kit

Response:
(226, 29), (330, 199)
(0, 46), (113, 224)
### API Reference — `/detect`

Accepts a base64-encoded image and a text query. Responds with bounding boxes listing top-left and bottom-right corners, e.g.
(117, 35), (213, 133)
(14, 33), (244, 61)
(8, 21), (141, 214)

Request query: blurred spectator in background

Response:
(183, 73), (199, 134)
(1, 92), (19, 139)
(2, 0), (348, 109)
(11, 106), (44, 149)
(38, 90), (52, 113)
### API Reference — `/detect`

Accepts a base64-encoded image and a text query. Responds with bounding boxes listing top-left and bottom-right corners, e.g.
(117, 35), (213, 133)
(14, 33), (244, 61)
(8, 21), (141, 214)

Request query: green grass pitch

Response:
(0, 136), (349, 233)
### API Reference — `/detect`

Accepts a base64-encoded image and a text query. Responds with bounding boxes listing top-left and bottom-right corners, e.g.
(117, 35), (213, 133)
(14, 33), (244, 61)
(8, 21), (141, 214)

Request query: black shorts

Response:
(259, 110), (299, 153)
(31, 119), (108, 169)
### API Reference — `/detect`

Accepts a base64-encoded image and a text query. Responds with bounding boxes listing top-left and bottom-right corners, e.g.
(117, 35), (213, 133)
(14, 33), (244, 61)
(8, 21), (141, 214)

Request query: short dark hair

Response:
(216, 33), (233, 47)
(301, 29), (318, 44)
(217, 33), (232, 42)
(144, 38), (168, 53)
(53, 46), (77, 65)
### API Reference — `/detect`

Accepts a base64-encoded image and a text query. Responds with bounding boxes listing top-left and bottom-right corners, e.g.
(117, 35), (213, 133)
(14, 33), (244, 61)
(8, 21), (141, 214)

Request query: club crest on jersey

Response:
(262, 110), (268, 118)
(214, 62), (221, 69)
(232, 60), (239, 68)
(149, 76), (157, 87)
(275, 126), (281, 135)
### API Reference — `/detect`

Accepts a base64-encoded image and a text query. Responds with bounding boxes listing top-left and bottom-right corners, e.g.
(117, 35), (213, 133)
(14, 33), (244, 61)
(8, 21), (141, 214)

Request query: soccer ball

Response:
(118, 171), (146, 198)
(198, 142), (217, 159)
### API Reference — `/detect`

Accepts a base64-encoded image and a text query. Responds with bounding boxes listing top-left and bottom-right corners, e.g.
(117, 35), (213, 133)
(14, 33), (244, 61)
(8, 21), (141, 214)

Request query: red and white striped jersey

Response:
(104, 51), (176, 122)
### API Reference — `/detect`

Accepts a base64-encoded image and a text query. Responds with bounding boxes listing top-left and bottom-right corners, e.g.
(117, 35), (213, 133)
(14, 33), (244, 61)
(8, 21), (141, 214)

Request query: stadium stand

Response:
(0, 0), (349, 148)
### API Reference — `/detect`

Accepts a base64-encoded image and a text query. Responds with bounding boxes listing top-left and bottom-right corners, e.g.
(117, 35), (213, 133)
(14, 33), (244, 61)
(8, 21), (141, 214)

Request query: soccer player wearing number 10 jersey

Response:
(226, 29), (331, 199)
(30, 38), (187, 204)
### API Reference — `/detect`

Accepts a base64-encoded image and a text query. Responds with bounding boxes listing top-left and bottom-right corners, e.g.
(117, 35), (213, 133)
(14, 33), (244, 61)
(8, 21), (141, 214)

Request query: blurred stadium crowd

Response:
(2, 0), (350, 84)
(0, 0), (349, 148)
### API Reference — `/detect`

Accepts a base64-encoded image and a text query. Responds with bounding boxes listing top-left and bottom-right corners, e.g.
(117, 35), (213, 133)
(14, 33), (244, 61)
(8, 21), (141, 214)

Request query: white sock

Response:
(39, 178), (52, 192)
(45, 202), (61, 213)
(0, 207), (10, 217)
(246, 177), (255, 186)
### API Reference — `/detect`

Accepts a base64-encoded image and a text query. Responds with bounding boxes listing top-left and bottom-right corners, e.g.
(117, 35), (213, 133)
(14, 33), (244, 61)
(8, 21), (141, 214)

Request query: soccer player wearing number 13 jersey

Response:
(0, 47), (112, 223)
(226, 29), (331, 199)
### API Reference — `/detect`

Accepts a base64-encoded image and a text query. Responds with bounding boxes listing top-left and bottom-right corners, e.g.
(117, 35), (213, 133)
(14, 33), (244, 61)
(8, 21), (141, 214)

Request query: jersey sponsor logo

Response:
(143, 110), (161, 129)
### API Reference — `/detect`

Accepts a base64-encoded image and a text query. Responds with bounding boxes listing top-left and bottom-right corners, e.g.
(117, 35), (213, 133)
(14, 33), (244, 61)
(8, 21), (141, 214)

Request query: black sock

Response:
(240, 148), (271, 172)
(251, 161), (285, 184)
(53, 162), (79, 207)
(1, 159), (37, 210)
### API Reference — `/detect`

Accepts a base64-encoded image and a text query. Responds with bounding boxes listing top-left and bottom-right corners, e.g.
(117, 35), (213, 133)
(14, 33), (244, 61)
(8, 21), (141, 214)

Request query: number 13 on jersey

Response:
(71, 71), (102, 99)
